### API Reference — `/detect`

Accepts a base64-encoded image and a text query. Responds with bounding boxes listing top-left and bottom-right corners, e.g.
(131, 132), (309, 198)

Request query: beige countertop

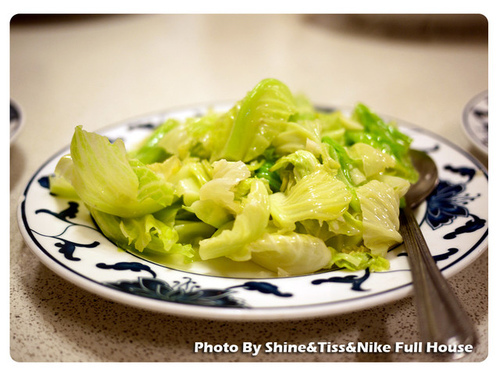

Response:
(10, 14), (488, 363)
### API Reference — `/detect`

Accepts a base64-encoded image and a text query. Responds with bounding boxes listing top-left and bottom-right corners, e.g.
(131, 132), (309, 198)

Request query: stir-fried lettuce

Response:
(49, 78), (418, 277)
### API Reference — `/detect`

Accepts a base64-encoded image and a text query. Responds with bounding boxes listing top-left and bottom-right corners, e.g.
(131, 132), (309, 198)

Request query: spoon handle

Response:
(399, 205), (478, 349)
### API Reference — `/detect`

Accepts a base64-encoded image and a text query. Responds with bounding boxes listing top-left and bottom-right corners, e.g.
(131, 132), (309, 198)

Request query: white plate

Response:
(462, 90), (488, 155)
(17, 104), (488, 320)
(10, 99), (24, 143)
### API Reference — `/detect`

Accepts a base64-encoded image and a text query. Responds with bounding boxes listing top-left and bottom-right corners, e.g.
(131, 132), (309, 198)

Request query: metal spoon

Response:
(399, 150), (478, 355)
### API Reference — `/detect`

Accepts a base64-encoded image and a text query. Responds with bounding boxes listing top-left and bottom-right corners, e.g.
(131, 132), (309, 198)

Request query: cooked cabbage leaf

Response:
(198, 178), (270, 261)
(329, 247), (390, 272)
(217, 78), (297, 162)
(357, 179), (403, 257)
(50, 78), (419, 277)
(347, 103), (418, 183)
(89, 206), (194, 258)
(65, 126), (175, 218)
(249, 232), (331, 276)
(270, 168), (352, 231)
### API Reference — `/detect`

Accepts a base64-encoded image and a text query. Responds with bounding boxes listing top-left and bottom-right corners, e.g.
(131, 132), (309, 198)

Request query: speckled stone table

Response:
(10, 14), (489, 363)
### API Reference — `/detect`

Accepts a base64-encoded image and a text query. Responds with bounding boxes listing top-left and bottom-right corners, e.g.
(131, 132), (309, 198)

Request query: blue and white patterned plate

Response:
(10, 99), (24, 143)
(462, 90), (488, 155)
(17, 104), (488, 320)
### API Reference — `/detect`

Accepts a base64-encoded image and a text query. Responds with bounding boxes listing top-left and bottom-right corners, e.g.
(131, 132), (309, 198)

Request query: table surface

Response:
(9, 14), (489, 363)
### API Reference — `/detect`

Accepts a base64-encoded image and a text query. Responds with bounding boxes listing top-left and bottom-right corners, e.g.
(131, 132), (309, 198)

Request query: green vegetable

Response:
(198, 178), (270, 262)
(322, 136), (361, 211)
(50, 79), (418, 276)
(129, 119), (179, 164)
(357, 179), (404, 257)
(89, 207), (195, 258)
(217, 78), (297, 162)
(190, 159), (251, 227)
(49, 154), (79, 198)
(255, 159), (282, 193)
(347, 103), (419, 183)
(269, 168), (352, 231)
(61, 126), (175, 218)
(329, 247), (390, 272)
(249, 232), (332, 276)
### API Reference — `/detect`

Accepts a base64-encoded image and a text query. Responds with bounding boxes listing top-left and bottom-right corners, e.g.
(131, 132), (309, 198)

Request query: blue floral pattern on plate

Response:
(17, 104), (488, 320)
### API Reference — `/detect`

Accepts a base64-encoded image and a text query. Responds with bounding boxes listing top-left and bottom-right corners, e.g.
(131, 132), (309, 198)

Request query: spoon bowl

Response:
(406, 150), (439, 208)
